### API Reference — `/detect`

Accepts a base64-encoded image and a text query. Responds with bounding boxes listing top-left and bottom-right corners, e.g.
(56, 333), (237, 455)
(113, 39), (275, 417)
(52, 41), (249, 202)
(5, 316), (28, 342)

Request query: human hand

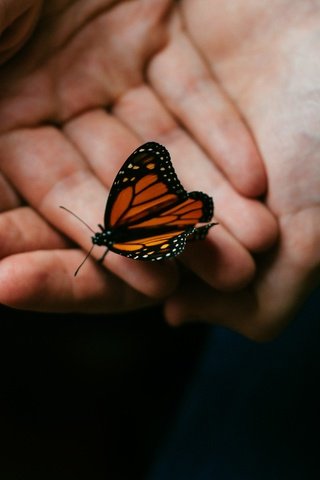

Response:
(0, 0), (277, 313)
(0, 0), (180, 312)
(162, 0), (320, 339)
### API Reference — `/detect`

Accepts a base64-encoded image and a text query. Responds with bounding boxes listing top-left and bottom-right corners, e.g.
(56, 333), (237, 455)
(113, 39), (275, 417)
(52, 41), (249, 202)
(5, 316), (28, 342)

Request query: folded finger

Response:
(0, 249), (155, 313)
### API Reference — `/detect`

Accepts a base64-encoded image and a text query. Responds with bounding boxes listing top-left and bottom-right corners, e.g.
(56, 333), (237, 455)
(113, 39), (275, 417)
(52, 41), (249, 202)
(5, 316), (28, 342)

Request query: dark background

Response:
(0, 304), (208, 479)
(1, 287), (319, 480)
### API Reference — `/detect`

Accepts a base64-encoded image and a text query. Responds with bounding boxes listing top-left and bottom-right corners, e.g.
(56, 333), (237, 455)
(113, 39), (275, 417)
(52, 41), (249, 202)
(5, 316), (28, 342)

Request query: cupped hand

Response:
(164, 0), (320, 339)
(0, 0), (277, 313)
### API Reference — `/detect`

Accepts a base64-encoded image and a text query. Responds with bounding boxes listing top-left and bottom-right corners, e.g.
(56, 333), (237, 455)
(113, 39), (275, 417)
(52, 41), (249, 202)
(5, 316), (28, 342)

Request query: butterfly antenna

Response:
(60, 206), (97, 276)
(74, 245), (95, 277)
(59, 205), (95, 233)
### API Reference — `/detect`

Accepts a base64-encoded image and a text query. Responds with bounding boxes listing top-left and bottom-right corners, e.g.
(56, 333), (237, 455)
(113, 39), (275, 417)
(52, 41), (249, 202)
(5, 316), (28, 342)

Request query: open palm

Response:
(163, 0), (320, 339)
(0, 1), (277, 320)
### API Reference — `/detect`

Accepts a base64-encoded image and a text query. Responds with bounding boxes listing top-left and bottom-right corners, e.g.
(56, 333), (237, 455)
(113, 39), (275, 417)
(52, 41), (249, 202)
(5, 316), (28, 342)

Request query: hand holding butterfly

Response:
(0, 1), (277, 322)
(164, 0), (320, 339)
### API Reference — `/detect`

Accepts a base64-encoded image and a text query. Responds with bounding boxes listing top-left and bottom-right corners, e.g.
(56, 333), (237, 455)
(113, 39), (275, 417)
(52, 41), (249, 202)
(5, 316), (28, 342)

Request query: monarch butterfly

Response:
(61, 142), (217, 275)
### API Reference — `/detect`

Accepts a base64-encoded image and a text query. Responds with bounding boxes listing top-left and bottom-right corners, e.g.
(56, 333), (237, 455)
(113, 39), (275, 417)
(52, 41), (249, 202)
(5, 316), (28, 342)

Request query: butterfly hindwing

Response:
(110, 228), (194, 261)
(106, 191), (214, 260)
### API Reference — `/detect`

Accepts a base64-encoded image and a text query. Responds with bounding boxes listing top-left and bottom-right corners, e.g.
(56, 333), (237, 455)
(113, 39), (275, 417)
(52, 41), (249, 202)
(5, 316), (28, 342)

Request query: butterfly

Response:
(61, 142), (217, 275)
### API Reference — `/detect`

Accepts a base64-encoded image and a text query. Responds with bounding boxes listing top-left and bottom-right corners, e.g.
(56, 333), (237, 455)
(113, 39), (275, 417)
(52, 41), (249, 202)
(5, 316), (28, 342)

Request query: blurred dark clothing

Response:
(148, 287), (320, 480)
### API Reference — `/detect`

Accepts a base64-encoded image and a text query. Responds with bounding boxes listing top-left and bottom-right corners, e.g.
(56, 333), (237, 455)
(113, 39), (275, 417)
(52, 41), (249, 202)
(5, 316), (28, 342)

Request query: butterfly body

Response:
(92, 142), (216, 261)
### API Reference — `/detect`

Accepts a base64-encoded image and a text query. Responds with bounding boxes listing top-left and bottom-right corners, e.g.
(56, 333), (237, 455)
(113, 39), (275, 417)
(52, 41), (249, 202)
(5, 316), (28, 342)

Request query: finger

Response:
(0, 127), (179, 299)
(114, 85), (278, 253)
(148, 22), (267, 197)
(63, 108), (139, 187)
(0, 249), (155, 313)
(180, 226), (255, 290)
(0, 206), (69, 258)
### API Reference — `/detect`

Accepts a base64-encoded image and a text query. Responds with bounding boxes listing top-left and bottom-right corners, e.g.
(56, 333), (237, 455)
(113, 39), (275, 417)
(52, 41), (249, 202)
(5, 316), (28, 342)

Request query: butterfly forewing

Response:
(104, 142), (187, 228)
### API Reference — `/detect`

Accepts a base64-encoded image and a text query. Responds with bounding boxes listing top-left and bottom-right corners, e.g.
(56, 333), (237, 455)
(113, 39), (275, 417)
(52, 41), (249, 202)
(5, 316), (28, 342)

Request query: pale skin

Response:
(0, 0), (319, 339)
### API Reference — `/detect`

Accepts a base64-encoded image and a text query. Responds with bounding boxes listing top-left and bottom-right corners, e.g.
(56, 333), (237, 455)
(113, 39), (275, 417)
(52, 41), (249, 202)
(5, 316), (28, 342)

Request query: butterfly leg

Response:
(188, 222), (218, 241)
(98, 248), (109, 264)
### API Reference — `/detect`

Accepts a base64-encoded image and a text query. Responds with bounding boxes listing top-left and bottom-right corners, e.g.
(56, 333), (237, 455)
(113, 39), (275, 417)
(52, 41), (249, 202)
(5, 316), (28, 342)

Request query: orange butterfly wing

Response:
(97, 142), (215, 260)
